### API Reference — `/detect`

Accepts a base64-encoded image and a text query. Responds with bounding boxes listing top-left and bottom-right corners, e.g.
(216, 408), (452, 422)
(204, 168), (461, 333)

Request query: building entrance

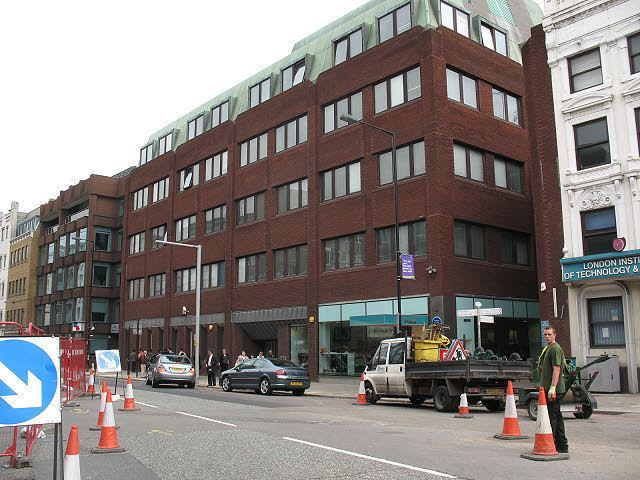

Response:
(480, 318), (531, 359)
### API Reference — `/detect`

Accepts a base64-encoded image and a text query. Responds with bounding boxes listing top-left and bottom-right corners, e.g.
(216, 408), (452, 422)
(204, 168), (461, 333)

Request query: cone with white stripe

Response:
(91, 390), (126, 453)
(86, 368), (95, 395)
(89, 382), (107, 431)
(354, 373), (368, 405)
(454, 393), (473, 418)
(63, 424), (81, 480)
(495, 381), (527, 439)
(118, 375), (140, 412)
(521, 387), (569, 461)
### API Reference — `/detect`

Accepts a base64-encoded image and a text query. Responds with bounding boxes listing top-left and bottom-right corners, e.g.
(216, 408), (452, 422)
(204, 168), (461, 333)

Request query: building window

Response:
(379, 141), (426, 185)
(454, 221), (486, 260)
(276, 115), (307, 152)
(78, 228), (87, 252)
(569, 48), (603, 93)
(480, 23), (507, 56)
(581, 207), (617, 255)
(152, 178), (170, 203)
(129, 232), (145, 255)
(149, 273), (166, 297)
(151, 225), (166, 248)
(179, 164), (200, 191)
(92, 263), (110, 287)
(630, 32), (640, 74)
(69, 233), (76, 255)
(334, 28), (363, 65)
(132, 187), (148, 210)
(446, 68), (477, 108)
(237, 253), (267, 284)
(440, 2), (469, 37)
(64, 300), (73, 323)
(324, 233), (365, 271)
(115, 263), (121, 287)
(94, 227), (112, 252)
(202, 261), (225, 288)
(59, 235), (67, 258)
(453, 143), (484, 182)
(588, 297), (625, 347)
(74, 299), (83, 324)
(175, 267), (196, 293)
(175, 215), (196, 241)
(494, 157), (523, 193)
(275, 245), (307, 278)
(378, 3), (411, 43)
(282, 60), (306, 92)
(187, 114), (204, 140)
(377, 221), (427, 263)
(128, 278), (144, 300)
(492, 88), (521, 125)
(211, 101), (229, 128)
(205, 205), (226, 234)
(236, 193), (265, 225)
(322, 162), (361, 201)
(249, 78), (271, 108)
(140, 143), (153, 165)
(46, 272), (54, 294)
(47, 243), (55, 264)
(636, 108), (640, 152)
(159, 132), (172, 155)
(240, 133), (268, 167)
(502, 230), (530, 266)
(205, 150), (228, 181)
(91, 298), (109, 323)
(77, 263), (85, 287)
(324, 91), (363, 134)
(56, 268), (65, 291)
(66, 265), (75, 289)
(374, 66), (421, 114)
(574, 118), (610, 170)
(277, 179), (308, 213)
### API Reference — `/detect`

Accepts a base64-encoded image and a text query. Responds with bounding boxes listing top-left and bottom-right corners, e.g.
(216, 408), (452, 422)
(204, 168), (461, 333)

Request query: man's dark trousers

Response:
(548, 396), (568, 452)
(207, 370), (215, 386)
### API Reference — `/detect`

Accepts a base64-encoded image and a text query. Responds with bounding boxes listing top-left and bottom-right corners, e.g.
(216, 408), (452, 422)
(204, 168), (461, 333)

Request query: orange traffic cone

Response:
(118, 375), (140, 412)
(63, 424), (81, 479)
(495, 381), (527, 439)
(354, 373), (368, 405)
(91, 390), (126, 454)
(86, 368), (95, 395)
(454, 393), (473, 418)
(521, 387), (569, 461)
(89, 382), (107, 431)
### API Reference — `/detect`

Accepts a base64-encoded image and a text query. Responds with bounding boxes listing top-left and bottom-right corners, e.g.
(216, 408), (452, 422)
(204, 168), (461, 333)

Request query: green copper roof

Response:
(486, 0), (517, 25)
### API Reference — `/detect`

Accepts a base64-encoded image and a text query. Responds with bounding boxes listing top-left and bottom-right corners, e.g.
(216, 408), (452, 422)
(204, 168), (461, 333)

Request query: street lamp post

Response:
(340, 114), (402, 336)
(155, 237), (202, 384)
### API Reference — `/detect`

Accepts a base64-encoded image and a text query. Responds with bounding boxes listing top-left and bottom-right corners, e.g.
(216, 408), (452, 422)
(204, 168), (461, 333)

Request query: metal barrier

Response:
(60, 337), (87, 404)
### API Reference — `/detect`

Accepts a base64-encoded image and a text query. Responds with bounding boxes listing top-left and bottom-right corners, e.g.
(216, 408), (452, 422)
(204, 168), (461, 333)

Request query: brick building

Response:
(33, 173), (129, 357)
(120, 0), (566, 379)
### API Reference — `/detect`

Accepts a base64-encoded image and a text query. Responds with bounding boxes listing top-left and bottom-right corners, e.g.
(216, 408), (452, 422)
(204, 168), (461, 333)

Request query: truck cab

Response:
(364, 338), (420, 403)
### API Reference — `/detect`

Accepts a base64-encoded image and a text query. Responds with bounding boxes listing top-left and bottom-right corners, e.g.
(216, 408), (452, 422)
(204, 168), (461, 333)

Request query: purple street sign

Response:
(401, 254), (415, 279)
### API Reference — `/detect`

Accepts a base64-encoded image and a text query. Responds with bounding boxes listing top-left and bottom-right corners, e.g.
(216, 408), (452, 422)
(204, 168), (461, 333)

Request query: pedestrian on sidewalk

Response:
(205, 350), (218, 387)
(220, 349), (230, 373)
(128, 350), (137, 375)
(235, 350), (248, 366)
(537, 326), (569, 453)
(140, 351), (147, 375)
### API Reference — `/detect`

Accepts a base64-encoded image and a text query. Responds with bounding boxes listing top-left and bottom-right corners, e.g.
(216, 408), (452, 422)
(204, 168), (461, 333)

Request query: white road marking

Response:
(176, 411), (237, 427)
(283, 437), (456, 478)
(136, 401), (158, 408)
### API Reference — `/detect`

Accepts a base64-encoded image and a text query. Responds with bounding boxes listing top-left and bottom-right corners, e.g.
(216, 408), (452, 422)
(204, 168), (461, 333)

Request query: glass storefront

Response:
(290, 325), (308, 368)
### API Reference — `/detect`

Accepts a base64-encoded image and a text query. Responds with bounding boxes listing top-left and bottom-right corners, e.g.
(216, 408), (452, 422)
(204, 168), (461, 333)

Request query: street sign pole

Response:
(456, 306), (503, 351)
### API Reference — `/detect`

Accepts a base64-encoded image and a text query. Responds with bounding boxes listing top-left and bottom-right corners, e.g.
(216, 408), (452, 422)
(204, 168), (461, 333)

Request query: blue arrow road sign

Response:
(0, 337), (60, 427)
(431, 316), (443, 325)
(95, 350), (121, 373)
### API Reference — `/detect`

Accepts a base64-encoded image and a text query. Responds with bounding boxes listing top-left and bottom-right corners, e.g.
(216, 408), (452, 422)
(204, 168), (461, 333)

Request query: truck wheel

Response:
(409, 395), (427, 406)
(365, 382), (379, 404)
(433, 386), (455, 412)
(483, 399), (505, 412)
(574, 404), (593, 419)
(526, 399), (538, 421)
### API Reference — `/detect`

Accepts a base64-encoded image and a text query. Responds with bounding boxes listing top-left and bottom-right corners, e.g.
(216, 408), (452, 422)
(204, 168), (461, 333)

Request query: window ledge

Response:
(275, 141), (308, 157)
(322, 122), (359, 138)
(203, 229), (226, 238)
(235, 280), (268, 287)
(272, 275), (307, 283)
(320, 191), (362, 206)
(275, 207), (307, 219)
(239, 158), (267, 169)
(564, 161), (622, 189)
(235, 219), (265, 230)
(377, 175), (424, 190)
(453, 256), (489, 265)
(321, 265), (368, 275)
(373, 97), (421, 118)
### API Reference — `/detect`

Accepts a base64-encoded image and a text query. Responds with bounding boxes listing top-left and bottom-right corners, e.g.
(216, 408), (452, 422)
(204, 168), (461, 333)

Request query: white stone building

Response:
(543, 0), (639, 392)
(0, 202), (26, 323)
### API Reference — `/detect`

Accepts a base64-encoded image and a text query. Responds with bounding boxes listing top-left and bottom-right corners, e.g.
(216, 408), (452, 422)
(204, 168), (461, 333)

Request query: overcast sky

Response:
(0, 0), (543, 215)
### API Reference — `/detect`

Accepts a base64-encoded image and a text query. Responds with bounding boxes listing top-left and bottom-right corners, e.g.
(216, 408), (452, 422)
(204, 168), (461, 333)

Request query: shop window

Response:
(581, 207), (617, 255)
(588, 297), (625, 346)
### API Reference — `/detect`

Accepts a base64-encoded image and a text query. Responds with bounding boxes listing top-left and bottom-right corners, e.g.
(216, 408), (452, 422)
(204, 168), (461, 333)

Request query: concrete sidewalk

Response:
(94, 371), (640, 413)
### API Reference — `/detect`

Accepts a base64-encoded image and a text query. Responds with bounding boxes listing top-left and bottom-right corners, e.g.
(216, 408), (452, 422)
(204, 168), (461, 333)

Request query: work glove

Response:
(548, 385), (556, 401)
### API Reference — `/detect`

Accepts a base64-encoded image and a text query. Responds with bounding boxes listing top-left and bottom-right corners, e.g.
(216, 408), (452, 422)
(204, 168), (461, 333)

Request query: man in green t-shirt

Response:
(537, 326), (568, 453)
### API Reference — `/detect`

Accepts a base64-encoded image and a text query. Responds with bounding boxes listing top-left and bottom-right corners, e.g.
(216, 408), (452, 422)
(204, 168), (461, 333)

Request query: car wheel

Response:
(574, 404), (593, 419)
(365, 382), (379, 404)
(292, 389), (305, 396)
(187, 382), (195, 389)
(259, 377), (273, 395)
(151, 377), (158, 388)
(483, 399), (505, 412)
(146, 373), (152, 386)
(409, 395), (427, 406)
(433, 386), (455, 412)
(526, 399), (538, 421)
(221, 376), (233, 392)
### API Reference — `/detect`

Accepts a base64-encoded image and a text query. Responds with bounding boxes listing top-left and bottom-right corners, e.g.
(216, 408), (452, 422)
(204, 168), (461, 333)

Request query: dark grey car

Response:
(220, 358), (310, 395)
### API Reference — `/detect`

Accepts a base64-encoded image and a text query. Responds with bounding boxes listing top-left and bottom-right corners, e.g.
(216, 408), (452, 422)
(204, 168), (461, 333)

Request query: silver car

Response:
(146, 354), (196, 388)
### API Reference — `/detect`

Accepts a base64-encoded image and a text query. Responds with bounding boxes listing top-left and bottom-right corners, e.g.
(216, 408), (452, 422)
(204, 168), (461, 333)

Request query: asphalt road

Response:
(12, 381), (640, 480)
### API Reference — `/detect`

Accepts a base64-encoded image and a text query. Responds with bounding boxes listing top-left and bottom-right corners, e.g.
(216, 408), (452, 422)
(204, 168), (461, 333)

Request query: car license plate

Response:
(484, 388), (505, 396)
(290, 381), (303, 386)
(170, 367), (183, 373)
